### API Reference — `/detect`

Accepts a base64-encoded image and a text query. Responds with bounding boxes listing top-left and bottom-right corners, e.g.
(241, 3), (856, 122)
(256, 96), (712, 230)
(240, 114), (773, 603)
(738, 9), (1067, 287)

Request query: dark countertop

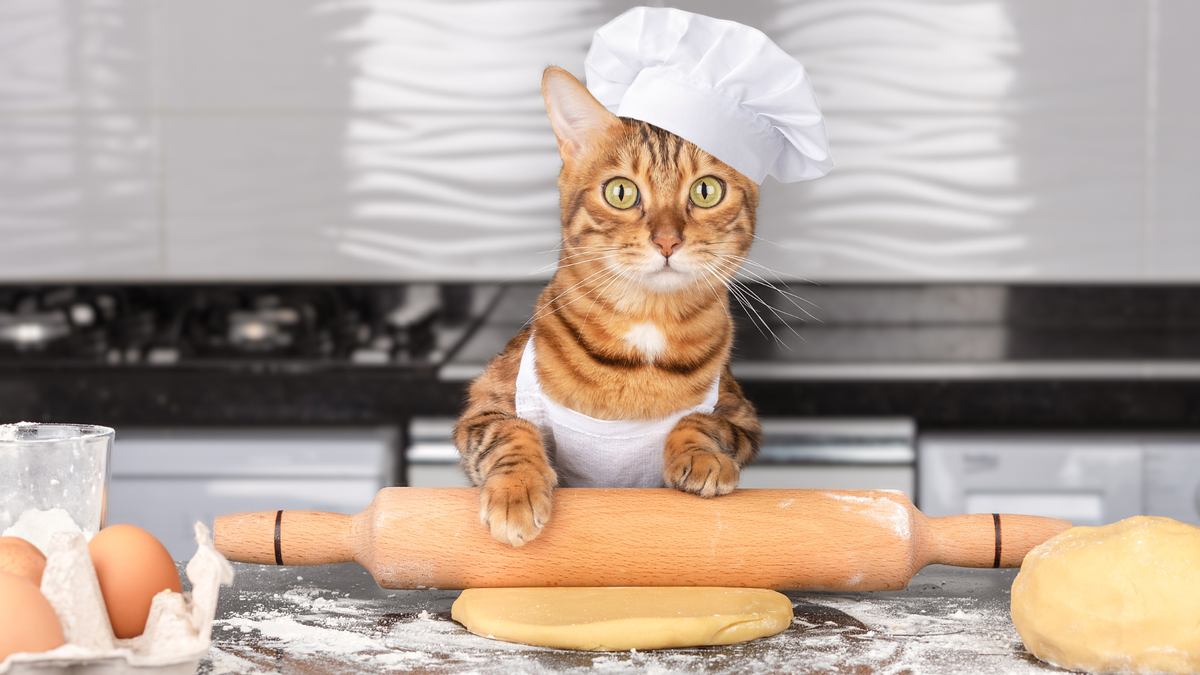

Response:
(198, 562), (1060, 675)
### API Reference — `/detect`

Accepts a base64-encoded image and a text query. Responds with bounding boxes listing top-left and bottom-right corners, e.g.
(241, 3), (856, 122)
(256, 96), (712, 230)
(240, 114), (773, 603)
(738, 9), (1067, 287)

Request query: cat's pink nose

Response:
(653, 235), (682, 257)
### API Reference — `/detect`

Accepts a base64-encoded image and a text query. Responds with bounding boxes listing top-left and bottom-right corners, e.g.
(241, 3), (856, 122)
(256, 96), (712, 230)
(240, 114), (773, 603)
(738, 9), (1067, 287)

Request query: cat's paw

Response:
(663, 445), (740, 498)
(478, 472), (555, 547)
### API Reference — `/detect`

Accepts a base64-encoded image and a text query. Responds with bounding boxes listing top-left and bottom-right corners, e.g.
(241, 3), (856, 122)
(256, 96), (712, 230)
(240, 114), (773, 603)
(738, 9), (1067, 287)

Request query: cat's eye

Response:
(689, 176), (724, 208)
(603, 178), (639, 210)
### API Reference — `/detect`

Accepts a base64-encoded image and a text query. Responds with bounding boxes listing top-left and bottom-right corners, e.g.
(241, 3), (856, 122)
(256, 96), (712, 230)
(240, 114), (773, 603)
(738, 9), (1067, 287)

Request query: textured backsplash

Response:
(0, 0), (1195, 282)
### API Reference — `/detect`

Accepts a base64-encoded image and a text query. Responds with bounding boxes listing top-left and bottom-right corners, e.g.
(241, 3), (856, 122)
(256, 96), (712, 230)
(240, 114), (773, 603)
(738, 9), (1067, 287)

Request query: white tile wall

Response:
(0, 114), (159, 279)
(1152, 113), (1200, 277)
(0, 0), (1196, 282)
(161, 114), (361, 279)
(1157, 0), (1200, 114)
(1149, 0), (1200, 278)
(0, 0), (155, 112)
(157, 1), (360, 112)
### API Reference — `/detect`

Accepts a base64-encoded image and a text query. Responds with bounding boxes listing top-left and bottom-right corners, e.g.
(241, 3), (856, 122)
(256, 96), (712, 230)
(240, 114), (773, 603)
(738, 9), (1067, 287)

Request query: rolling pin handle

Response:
(921, 512), (1072, 568)
(214, 510), (356, 566)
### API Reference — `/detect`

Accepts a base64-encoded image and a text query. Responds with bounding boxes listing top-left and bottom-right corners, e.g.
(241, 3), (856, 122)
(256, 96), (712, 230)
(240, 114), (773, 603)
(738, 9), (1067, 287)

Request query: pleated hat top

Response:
(584, 6), (833, 184)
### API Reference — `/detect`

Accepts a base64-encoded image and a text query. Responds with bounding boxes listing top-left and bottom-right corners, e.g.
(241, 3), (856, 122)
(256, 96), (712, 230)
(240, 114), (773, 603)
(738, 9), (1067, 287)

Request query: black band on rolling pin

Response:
(274, 510), (284, 566)
(992, 513), (1002, 568)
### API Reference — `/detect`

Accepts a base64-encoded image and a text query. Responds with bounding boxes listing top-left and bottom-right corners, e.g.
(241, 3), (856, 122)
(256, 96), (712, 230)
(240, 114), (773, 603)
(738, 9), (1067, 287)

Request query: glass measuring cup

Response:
(0, 422), (114, 552)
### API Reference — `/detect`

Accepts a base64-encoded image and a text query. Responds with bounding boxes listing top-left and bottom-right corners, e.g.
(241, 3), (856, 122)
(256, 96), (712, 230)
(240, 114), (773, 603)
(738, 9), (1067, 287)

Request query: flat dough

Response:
(451, 587), (793, 651)
(1011, 516), (1200, 675)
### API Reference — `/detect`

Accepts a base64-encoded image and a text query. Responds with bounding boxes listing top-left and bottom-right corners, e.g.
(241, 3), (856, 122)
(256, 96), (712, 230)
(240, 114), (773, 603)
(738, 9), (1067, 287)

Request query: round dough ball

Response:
(452, 587), (793, 651)
(1011, 516), (1200, 674)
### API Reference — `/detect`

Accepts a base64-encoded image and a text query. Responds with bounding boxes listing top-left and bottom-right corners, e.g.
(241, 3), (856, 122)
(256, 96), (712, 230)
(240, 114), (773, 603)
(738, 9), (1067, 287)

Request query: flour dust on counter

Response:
(198, 563), (1064, 675)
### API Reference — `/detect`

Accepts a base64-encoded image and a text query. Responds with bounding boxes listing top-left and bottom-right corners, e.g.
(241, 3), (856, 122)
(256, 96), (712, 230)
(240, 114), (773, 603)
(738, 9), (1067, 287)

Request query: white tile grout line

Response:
(1142, 0), (1160, 277)
(151, 0), (168, 278)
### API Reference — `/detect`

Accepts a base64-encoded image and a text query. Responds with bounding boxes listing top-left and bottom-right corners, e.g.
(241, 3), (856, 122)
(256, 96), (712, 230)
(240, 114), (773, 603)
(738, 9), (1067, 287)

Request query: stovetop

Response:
(0, 284), (501, 370)
(6, 282), (1200, 378)
(6, 282), (1200, 428)
(443, 283), (1200, 382)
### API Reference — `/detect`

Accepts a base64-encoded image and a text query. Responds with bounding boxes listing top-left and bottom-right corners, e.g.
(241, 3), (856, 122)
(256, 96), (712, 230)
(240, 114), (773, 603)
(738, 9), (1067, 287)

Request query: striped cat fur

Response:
(454, 67), (761, 547)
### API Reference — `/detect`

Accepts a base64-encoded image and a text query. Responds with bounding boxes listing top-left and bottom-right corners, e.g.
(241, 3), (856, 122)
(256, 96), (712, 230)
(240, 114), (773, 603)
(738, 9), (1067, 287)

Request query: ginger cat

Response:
(454, 67), (761, 547)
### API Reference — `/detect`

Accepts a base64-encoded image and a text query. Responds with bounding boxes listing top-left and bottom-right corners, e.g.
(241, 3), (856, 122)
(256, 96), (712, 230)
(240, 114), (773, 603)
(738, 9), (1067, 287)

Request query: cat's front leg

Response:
(466, 416), (557, 547)
(663, 381), (761, 497)
(454, 336), (558, 547)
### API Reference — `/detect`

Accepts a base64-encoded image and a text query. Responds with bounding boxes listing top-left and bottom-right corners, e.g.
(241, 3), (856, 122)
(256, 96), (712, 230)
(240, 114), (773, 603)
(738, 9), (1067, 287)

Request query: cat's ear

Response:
(542, 67), (621, 164)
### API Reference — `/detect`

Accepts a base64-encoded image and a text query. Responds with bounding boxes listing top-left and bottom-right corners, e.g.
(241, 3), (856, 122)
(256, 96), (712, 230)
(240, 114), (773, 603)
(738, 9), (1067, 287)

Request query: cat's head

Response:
(542, 67), (758, 298)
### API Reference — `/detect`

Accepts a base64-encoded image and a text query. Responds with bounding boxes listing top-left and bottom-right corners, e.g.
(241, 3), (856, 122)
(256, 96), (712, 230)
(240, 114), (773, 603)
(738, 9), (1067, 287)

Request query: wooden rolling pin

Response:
(213, 488), (1070, 591)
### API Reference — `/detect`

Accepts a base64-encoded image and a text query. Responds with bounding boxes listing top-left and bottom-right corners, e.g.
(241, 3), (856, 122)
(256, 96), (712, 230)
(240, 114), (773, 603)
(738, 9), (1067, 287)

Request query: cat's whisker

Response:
(720, 263), (819, 326)
(524, 252), (621, 278)
(705, 259), (797, 346)
(498, 245), (625, 282)
(693, 238), (820, 295)
(694, 264), (732, 321)
(556, 246), (623, 260)
(747, 234), (825, 286)
(583, 264), (635, 325)
(709, 258), (807, 328)
(718, 255), (824, 323)
(731, 255), (824, 298)
(612, 265), (645, 317)
(543, 245), (621, 254)
(553, 253), (625, 270)
(525, 264), (621, 327)
(522, 245), (624, 274)
(733, 282), (805, 343)
(723, 280), (779, 346)
(701, 260), (783, 346)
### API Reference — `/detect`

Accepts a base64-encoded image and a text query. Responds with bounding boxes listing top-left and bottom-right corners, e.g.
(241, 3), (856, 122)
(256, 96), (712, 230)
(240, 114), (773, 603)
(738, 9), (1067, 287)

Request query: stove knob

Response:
(70, 303), (96, 327)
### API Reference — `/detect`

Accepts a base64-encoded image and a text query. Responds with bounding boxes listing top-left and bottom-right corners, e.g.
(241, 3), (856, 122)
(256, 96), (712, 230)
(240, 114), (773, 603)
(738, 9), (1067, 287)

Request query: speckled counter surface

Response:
(196, 562), (1061, 675)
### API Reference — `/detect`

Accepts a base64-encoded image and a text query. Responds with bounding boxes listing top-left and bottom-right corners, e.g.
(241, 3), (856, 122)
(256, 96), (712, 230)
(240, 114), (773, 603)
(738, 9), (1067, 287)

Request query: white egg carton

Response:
(0, 523), (233, 675)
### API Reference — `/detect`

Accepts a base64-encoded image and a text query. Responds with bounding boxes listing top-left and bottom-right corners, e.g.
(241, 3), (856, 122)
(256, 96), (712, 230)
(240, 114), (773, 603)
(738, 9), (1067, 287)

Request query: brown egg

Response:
(0, 537), (46, 587)
(0, 571), (65, 662)
(87, 525), (182, 639)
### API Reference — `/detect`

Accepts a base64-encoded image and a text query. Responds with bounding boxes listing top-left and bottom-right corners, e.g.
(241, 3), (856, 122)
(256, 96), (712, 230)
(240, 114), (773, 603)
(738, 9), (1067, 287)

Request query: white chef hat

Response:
(584, 7), (833, 184)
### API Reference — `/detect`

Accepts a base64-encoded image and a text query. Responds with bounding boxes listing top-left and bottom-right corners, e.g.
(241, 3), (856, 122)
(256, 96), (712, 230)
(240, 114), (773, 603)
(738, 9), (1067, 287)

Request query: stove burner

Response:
(0, 311), (71, 348)
(228, 308), (300, 351)
(0, 284), (490, 368)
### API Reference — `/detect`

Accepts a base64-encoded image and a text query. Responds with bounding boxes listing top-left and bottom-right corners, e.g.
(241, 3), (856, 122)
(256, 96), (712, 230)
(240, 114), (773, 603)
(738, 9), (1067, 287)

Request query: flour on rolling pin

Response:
(825, 492), (911, 539)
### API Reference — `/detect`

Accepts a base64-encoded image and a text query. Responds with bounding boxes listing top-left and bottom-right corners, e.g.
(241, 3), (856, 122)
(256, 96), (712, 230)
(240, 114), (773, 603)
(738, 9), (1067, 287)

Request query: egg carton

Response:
(0, 523), (234, 675)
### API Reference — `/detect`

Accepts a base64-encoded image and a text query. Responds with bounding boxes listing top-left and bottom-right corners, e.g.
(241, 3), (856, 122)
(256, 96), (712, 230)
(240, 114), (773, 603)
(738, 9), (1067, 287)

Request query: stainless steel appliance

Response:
(919, 433), (1200, 526)
(108, 428), (396, 560)
(406, 416), (915, 495)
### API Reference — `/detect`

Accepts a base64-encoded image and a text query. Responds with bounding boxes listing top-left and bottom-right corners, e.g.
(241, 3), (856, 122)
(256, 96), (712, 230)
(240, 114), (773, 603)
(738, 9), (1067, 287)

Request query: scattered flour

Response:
(222, 616), (385, 654)
(204, 575), (1054, 675)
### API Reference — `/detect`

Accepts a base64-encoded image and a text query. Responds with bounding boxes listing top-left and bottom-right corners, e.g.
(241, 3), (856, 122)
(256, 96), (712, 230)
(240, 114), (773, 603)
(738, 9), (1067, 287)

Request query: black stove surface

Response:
(0, 284), (499, 371)
(5, 283), (1200, 429)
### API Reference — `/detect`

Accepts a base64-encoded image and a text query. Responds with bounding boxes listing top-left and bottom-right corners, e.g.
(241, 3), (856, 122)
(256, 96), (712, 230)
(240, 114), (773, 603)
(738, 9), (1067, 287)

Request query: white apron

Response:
(514, 336), (720, 488)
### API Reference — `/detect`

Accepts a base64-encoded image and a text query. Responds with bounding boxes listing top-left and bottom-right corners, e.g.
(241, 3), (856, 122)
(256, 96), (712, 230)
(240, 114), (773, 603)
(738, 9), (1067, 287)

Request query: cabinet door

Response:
(107, 477), (380, 561)
(919, 434), (1143, 526)
(1144, 442), (1200, 526)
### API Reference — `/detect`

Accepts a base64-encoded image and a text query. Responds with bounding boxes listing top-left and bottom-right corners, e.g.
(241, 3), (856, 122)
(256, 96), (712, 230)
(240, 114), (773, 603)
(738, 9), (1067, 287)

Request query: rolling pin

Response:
(213, 488), (1070, 591)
